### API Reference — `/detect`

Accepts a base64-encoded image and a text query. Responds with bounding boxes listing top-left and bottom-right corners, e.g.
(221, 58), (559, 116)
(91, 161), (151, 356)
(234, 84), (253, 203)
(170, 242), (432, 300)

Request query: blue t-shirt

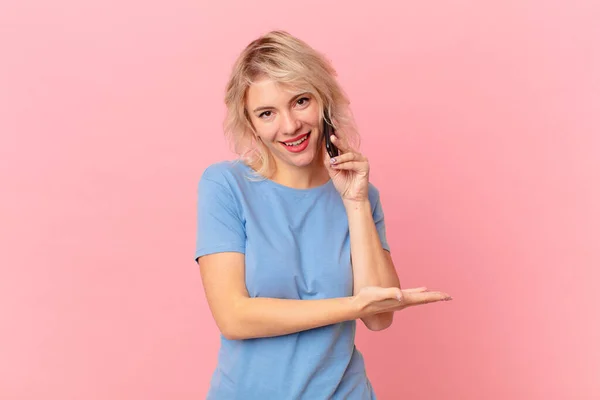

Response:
(194, 160), (390, 399)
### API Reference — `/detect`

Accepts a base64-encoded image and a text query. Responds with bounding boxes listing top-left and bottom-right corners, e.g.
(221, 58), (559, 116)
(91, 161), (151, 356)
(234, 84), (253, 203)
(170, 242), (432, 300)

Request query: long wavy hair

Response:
(223, 30), (360, 178)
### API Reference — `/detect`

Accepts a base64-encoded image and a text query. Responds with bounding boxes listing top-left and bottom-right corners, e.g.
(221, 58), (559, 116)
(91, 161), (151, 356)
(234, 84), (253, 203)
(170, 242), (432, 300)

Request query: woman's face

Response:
(245, 77), (323, 170)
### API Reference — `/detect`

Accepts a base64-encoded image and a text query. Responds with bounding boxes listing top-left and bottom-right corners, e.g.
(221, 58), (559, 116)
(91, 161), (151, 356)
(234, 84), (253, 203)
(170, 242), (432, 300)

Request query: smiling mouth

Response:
(280, 131), (311, 146)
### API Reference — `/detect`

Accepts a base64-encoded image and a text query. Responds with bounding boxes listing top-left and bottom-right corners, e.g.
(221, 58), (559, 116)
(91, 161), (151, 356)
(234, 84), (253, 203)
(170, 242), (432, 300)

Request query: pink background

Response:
(1, 0), (599, 399)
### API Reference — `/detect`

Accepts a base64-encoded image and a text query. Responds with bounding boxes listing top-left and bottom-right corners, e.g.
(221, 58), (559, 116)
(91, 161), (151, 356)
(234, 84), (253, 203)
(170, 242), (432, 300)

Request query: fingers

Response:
(401, 287), (428, 293)
(360, 286), (403, 302)
(359, 287), (452, 316)
(323, 135), (369, 174)
(330, 151), (365, 164)
(329, 150), (369, 173)
(331, 161), (369, 172)
(404, 291), (452, 306)
(377, 287), (403, 302)
(330, 134), (352, 153)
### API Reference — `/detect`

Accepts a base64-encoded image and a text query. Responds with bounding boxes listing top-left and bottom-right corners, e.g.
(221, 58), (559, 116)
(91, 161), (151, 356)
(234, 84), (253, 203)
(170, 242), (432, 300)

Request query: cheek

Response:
(305, 105), (321, 127)
(255, 123), (278, 142)
(252, 119), (277, 139)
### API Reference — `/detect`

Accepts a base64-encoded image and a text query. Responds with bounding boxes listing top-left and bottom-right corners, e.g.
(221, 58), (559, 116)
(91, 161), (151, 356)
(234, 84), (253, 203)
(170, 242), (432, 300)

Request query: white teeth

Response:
(284, 135), (308, 146)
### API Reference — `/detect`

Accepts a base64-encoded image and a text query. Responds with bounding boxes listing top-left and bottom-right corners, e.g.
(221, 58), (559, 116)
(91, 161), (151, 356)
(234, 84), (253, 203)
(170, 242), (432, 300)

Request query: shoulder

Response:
(198, 159), (254, 190)
(200, 160), (245, 182)
(196, 161), (248, 218)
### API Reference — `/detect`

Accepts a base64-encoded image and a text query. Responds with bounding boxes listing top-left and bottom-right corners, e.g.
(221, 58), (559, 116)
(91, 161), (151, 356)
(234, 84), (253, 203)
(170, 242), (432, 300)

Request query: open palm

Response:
(354, 286), (453, 317)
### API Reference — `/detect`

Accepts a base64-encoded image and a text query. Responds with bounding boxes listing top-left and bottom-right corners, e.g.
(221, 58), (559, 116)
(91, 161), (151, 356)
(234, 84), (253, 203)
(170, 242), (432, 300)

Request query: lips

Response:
(279, 131), (311, 153)
(281, 132), (310, 144)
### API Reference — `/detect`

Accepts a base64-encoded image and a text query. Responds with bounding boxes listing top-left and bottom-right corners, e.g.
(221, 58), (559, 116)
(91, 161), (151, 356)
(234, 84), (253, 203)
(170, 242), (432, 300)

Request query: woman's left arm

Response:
(325, 134), (402, 331)
(345, 198), (401, 331)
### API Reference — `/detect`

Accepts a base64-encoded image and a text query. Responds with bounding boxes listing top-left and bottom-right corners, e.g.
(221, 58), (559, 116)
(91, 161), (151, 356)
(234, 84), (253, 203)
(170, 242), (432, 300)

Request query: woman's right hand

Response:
(352, 286), (452, 317)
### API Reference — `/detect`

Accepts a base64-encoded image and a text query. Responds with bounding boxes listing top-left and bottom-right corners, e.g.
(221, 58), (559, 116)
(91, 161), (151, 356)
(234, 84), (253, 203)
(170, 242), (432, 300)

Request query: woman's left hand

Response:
(324, 134), (370, 203)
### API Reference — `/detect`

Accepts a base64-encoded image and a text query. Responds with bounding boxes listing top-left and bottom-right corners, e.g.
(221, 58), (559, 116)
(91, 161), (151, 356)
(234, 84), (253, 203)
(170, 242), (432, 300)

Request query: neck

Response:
(253, 149), (328, 189)
(271, 163), (330, 189)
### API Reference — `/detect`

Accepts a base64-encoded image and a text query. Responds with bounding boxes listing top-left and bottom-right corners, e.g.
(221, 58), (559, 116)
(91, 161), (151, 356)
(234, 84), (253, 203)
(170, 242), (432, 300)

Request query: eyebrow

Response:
(253, 105), (274, 113)
(252, 92), (310, 114)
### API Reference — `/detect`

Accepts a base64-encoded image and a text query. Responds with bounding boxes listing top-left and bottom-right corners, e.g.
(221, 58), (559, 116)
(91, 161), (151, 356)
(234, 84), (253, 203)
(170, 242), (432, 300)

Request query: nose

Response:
(280, 111), (302, 136)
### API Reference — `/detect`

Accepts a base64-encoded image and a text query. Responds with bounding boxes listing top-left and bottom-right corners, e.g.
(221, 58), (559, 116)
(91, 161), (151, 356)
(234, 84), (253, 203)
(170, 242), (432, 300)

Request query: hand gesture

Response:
(324, 135), (370, 203)
(353, 286), (452, 317)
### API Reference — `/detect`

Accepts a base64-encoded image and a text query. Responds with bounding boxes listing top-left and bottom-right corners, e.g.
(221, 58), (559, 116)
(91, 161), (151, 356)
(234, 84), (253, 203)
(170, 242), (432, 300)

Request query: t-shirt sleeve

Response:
(370, 185), (391, 252)
(194, 166), (246, 262)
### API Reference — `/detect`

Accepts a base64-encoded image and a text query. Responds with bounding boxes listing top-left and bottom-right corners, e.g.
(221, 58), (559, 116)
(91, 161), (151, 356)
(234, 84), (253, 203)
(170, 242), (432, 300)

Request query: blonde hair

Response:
(223, 30), (360, 178)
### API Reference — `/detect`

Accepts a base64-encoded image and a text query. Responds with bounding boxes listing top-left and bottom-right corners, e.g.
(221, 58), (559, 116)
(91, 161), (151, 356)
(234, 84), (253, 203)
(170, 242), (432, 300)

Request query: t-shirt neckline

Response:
(237, 161), (333, 195)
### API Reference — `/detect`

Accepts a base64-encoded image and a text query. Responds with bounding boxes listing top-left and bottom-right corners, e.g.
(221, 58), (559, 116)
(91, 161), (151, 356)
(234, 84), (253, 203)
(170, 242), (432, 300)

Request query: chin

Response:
(295, 145), (323, 166)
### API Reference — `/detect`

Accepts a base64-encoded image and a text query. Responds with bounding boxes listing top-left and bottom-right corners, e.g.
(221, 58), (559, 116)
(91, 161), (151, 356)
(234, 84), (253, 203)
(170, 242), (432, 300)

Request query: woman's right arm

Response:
(197, 252), (363, 340)
(198, 252), (450, 340)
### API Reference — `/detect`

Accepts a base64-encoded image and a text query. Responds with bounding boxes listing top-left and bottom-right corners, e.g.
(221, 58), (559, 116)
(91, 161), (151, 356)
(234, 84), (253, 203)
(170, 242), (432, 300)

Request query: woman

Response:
(195, 30), (452, 399)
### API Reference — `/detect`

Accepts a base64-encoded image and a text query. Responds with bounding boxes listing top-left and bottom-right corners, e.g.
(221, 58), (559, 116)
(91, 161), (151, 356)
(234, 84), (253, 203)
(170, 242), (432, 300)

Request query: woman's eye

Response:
(259, 111), (272, 119)
(296, 97), (310, 106)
